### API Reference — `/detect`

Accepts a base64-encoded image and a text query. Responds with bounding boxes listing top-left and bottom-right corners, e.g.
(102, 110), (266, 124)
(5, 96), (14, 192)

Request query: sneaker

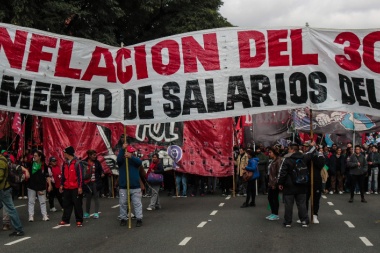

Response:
(28, 216), (34, 222)
(18, 196), (22, 200)
(93, 213), (99, 219)
(50, 207), (57, 212)
(313, 215), (319, 224)
(9, 231), (24, 237)
(365, 191), (370, 195)
(191, 194), (195, 197)
(136, 219), (142, 227)
(301, 222), (309, 228)
(76, 222), (83, 227)
(339, 191), (344, 195)
(120, 219), (127, 226)
(296, 220), (301, 224)
(146, 207), (153, 211)
(83, 212), (90, 219)
(2, 224), (11, 231)
(23, 196), (28, 199)
(374, 192), (378, 195)
(59, 221), (70, 226)
(42, 215), (50, 221)
(266, 214), (274, 220)
(329, 191), (334, 195)
(181, 195), (187, 198)
(240, 202), (248, 208)
(355, 191), (360, 195)
(284, 224), (292, 228)
(268, 215), (280, 221)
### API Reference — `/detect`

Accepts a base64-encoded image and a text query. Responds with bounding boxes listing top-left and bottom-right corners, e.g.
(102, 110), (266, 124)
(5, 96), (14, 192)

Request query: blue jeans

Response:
(176, 174), (187, 196)
(0, 188), (23, 232)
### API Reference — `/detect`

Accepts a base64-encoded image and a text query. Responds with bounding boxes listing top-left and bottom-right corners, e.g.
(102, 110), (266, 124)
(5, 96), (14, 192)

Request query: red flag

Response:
(17, 122), (25, 159)
(12, 113), (22, 135)
(0, 111), (9, 139)
(32, 116), (41, 145)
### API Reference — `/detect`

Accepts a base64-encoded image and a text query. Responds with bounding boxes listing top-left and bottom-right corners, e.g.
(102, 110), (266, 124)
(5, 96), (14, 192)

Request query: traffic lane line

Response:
(359, 237), (373, 246)
(327, 202), (334, 206)
(225, 196), (231, 200)
(219, 203), (225, 207)
(197, 221), (207, 228)
(334, 210), (342, 215)
(179, 237), (192, 246)
(344, 221), (355, 228)
(14, 204), (26, 208)
(5, 237), (31, 246)
(210, 210), (218, 215)
(321, 195), (327, 199)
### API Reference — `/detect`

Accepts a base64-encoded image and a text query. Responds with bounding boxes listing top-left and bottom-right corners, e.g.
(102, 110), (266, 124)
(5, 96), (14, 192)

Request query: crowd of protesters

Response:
(1, 140), (380, 236)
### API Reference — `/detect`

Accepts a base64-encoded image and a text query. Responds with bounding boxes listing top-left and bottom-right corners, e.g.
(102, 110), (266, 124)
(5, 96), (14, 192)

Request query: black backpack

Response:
(292, 158), (309, 185)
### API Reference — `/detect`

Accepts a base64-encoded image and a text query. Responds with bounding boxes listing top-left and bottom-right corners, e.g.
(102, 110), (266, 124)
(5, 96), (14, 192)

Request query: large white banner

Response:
(1, 23), (380, 124)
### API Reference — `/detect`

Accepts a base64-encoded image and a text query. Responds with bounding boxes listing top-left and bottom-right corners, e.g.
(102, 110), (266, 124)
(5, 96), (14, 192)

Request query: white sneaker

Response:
(313, 215), (319, 224)
(296, 220), (301, 224)
(339, 191), (344, 195)
(50, 207), (57, 212)
(29, 216), (34, 222)
(329, 191), (334, 195)
(374, 192), (378, 195)
(146, 207), (153, 211)
(42, 215), (50, 221)
(365, 191), (370, 195)
(23, 196), (28, 199)
(18, 196), (22, 200)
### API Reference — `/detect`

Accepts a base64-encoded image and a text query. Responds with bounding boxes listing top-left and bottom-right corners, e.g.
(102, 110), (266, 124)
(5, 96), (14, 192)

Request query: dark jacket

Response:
(256, 152), (269, 172)
(27, 162), (49, 191)
(366, 152), (380, 169)
(329, 154), (346, 176)
(278, 146), (316, 195)
(268, 156), (282, 188)
(117, 149), (142, 189)
(82, 158), (103, 191)
(308, 152), (325, 190)
(347, 153), (367, 175)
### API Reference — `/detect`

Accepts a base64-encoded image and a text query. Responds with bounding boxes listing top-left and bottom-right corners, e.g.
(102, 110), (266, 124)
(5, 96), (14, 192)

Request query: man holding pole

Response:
(117, 144), (143, 227)
(278, 142), (316, 228)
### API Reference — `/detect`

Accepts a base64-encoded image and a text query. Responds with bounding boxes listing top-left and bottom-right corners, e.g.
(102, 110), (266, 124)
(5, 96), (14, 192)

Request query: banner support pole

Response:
(310, 109), (314, 224)
(124, 126), (132, 229)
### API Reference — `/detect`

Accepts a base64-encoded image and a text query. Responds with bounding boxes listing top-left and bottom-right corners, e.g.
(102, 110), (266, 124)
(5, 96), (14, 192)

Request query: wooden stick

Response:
(124, 127), (131, 229)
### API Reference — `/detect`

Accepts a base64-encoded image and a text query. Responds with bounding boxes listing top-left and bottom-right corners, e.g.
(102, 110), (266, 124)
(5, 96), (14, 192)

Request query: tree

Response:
(0, 0), (232, 46)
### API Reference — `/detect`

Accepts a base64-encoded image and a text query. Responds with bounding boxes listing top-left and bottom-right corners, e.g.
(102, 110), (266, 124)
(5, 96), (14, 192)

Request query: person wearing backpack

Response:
(0, 152), (29, 236)
(278, 142), (316, 228)
(47, 156), (63, 212)
(82, 150), (104, 219)
(59, 146), (84, 227)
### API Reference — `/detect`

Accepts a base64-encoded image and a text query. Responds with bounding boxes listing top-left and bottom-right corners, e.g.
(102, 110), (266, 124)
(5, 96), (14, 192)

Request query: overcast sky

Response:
(219, 0), (380, 29)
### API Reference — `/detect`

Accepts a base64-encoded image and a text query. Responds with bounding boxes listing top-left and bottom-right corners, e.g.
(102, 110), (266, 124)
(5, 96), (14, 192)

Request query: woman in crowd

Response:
(240, 150), (259, 208)
(266, 146), (282, 220)
(146, 153), (164, 210)
(27, 150), (51, 222)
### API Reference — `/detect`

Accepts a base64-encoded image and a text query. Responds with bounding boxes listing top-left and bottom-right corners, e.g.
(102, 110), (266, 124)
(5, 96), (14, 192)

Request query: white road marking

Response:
(219, 203), (225, 207)
(359, 237), (373, 246)
(327, 202), (334, 206)
(321, 195), (327, 199)
(344, 221), (355, 228)
(14, 204), (26, 208)
(225, 196), (231, 200)
(111, 204), (120, 208)
(335, 210), (342, 215)
(53, 224), (71, 229)
(197, 221), (207, 228)
(210, 210), (218, 215)
(179, 237), (192, 246)
(5, 237), (31, 245)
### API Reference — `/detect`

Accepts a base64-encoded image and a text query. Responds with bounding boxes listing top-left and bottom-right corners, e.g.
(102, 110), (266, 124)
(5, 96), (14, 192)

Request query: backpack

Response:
(79, 160), (93, 183)
(292, 158), (309, 185)
(0, 155), (24, 190)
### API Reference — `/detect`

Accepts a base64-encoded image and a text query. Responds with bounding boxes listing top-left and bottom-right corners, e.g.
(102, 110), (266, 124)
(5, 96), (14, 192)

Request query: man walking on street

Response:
(347, 145), (368, 203)
(278, 142), (316, 228)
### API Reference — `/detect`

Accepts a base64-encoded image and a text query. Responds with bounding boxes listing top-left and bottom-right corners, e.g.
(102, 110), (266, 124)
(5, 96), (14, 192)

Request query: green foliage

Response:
(0, 0), (232, 46)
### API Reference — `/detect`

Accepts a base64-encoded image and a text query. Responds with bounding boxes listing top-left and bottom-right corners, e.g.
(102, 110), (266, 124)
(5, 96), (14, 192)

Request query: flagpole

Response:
(310, 109), (314, 224)
(124, 126), (132, 229)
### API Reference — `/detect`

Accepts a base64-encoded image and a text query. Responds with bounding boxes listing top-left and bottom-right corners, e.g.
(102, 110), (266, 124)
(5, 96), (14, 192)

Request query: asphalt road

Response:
(1, 190), (379, 253)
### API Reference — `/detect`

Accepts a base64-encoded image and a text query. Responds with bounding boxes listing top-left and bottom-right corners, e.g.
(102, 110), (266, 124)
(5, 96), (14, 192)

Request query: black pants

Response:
(350, 174), (365, 198)
(245, 180), (256, 204)
(306, 187), (322, 216)
(49, 184), (63, 209)
(283, 194), (308, 225)
(62, 189), (83, 223)
(268, 187), (279, 215)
